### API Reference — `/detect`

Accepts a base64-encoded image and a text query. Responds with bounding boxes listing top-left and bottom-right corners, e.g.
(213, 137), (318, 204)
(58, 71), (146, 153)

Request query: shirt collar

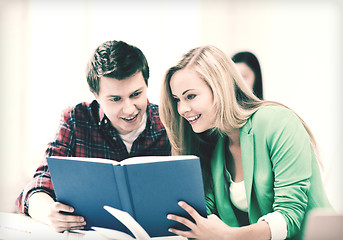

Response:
(98, 104), (106, 122)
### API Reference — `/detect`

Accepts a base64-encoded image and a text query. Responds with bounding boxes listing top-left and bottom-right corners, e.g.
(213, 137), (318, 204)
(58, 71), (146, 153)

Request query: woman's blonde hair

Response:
(159, 45), (322, 168)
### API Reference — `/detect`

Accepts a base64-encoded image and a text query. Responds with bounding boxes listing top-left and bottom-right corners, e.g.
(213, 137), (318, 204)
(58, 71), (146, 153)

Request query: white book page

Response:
(92, 227), (135, 240)
(49, 156), (120, 165)
(49, 155), (198, 166)
(99, 206), (151, 240)
(121, 155), (198, 165)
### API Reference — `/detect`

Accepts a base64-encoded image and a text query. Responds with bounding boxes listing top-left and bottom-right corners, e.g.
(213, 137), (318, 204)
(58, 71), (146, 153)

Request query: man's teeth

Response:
(124, 115), (136, 121)
(188, 115), (200, 122)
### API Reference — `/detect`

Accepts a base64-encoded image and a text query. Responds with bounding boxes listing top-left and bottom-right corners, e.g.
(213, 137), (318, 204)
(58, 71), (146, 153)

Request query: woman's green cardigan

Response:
(206, 105), (332, 239)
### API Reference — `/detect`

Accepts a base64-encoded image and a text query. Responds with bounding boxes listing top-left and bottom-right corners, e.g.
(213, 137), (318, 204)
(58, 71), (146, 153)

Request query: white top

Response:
(226, 170), (287, 239)
(119, 113), (147, 153)
(229, 180), (248, 212)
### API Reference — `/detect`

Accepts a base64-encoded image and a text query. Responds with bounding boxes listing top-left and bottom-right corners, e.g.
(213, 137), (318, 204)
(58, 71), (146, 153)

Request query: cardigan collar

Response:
(211, 118), (255, 221)
(239, 118), (255, 211)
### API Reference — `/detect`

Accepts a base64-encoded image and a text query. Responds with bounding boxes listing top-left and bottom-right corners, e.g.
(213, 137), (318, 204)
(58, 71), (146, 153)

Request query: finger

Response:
(168, 228), (196, 239)
(51, 218), (86, 232)
(167, 214), (196, 230)
(53, 202), (75, 213)
(57, 213), (86, 224)
(178, 201), (201, 222)
(51, 202), (85, 224)
(68, 225), (86, 231)
(53, 223), (85, 233)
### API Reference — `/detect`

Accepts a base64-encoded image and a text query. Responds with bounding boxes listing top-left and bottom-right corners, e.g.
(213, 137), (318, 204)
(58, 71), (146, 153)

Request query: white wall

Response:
(1, 0), (342, 212)
(223, 0), (343, 211)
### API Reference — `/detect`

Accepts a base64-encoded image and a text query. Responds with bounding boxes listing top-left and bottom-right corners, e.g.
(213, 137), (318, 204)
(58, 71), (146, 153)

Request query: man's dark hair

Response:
(86, 40), (149, 94)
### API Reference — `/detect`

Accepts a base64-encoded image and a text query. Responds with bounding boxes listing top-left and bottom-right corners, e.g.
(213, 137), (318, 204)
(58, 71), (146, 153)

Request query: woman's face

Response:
(170, 68), (217, 133)
(235, 62), (255, 91)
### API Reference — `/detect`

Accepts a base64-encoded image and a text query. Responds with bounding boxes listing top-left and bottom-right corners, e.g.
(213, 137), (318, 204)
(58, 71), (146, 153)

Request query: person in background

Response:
(16, 40), (171, 232)
(232, 51), (263, 99)
(160, 45), (331, 239)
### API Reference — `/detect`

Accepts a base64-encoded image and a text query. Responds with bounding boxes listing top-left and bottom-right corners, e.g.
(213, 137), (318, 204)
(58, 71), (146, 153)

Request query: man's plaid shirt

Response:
(16, 100), (171, 215)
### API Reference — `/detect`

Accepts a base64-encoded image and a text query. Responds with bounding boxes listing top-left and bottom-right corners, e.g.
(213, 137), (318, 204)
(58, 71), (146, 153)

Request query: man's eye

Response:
(187, 94), (196, 100)
(131, 91), (141, 98)
(111, 97), (121, 102)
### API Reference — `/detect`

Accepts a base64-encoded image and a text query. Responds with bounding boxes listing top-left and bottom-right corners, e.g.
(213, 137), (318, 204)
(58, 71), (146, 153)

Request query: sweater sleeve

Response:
(265, 107), (313, 238)
(15, 107), (75, 215)
(258, 212), (287, 239)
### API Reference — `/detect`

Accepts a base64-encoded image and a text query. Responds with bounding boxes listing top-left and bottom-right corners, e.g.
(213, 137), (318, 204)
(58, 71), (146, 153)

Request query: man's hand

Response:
(28, 192), (86, 232)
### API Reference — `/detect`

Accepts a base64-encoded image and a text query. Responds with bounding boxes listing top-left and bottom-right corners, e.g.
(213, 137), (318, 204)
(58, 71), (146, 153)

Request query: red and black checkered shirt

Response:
(16, 100), (171, 215)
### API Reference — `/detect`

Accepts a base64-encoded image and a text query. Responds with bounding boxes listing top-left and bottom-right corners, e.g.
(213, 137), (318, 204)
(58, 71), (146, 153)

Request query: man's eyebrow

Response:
(132, 87), (144, 93)
(106, 87), (145, 98)
(106, 94), (119, 98)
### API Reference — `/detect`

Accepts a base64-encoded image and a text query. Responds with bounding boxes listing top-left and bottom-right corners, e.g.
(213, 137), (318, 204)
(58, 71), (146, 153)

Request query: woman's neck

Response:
(198, 129), (219, 144)
(226, 128), (243, 182)
(227, 129), (240, 146)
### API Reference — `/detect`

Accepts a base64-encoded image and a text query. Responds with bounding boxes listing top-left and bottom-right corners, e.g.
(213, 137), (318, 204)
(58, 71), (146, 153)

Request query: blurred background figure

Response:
(232, 51), (263, 100)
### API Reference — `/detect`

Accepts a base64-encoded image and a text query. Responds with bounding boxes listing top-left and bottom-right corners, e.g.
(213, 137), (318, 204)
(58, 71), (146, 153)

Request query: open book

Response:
(47, 155), (207, 237)
(92, 206), (150, 240)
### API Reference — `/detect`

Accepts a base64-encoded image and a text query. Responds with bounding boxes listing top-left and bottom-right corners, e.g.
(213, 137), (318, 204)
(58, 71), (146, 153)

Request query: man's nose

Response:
(122, 100), (135, 115)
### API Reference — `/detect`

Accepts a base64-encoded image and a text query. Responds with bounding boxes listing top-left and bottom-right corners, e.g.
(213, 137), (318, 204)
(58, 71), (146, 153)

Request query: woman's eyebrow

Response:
(182, 89), (196, 95)
(172, 89), (195, 97)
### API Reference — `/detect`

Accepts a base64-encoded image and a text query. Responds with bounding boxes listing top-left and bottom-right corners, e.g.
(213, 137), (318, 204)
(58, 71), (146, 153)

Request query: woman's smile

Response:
(170, 68), (216, 133)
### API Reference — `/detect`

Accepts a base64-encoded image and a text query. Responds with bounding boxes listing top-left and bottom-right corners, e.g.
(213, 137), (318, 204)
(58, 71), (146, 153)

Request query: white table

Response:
(0, 212), (186, 240)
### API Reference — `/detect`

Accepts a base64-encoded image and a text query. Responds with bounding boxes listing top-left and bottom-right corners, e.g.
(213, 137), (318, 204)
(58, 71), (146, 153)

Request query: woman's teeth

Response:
(187, 114), (200, 122)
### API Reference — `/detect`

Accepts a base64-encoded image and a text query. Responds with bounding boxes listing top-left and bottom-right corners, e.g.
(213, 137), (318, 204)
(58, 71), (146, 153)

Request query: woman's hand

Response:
(167, 201), (233, 240)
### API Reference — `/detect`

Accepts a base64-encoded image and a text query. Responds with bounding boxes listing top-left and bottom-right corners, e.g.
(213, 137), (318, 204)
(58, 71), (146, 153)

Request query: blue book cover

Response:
(46, 155), (207, 237)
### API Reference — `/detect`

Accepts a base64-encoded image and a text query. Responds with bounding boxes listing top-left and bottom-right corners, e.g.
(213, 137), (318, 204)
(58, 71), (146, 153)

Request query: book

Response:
(92, 206), (149, 240)
(92, 206), (187, 240)
(46, 155), (207, 237)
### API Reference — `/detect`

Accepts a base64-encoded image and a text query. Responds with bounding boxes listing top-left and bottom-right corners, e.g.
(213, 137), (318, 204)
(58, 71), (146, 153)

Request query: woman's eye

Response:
(187, 94), (196, 100)
(173, 97), (180, 103)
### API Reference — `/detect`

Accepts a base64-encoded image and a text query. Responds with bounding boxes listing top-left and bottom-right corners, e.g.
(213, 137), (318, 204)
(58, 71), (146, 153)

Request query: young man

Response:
(16, 40), (171, 232)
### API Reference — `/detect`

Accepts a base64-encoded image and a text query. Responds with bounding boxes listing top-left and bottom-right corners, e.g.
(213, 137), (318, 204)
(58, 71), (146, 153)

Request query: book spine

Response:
(112, 166), (135, 218)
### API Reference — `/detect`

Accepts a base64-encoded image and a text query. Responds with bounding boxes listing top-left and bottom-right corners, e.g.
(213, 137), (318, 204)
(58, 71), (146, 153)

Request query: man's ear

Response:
(93, 92), (99, 100)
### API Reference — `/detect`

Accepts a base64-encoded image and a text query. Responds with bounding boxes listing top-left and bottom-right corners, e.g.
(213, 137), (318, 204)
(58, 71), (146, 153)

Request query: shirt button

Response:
(104, 119), (108, 124)
(98, 122), (101, 126)
(113, 136), (116, 141)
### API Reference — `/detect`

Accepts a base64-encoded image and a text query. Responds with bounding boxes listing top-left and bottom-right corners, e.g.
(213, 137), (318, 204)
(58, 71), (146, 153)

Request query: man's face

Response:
(95, 71), (148, 135)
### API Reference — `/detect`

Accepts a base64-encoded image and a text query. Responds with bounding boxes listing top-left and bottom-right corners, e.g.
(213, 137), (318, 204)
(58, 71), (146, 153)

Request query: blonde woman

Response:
(160, 45), (332, 240)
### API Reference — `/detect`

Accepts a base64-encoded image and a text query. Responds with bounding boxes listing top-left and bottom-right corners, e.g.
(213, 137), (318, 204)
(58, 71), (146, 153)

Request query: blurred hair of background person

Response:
(232, 51), (263, 100)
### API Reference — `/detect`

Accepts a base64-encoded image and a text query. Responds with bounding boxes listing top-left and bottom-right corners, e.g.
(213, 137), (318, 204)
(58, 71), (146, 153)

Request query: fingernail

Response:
(167, 214), (171, 219)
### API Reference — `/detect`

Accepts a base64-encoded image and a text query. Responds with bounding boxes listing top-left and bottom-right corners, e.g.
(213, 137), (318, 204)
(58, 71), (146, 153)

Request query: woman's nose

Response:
(178, 101), (191, 115)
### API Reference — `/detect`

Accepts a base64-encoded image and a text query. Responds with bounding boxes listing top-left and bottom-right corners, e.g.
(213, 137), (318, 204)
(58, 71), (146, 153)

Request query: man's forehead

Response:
(98, 75), (147, 96)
